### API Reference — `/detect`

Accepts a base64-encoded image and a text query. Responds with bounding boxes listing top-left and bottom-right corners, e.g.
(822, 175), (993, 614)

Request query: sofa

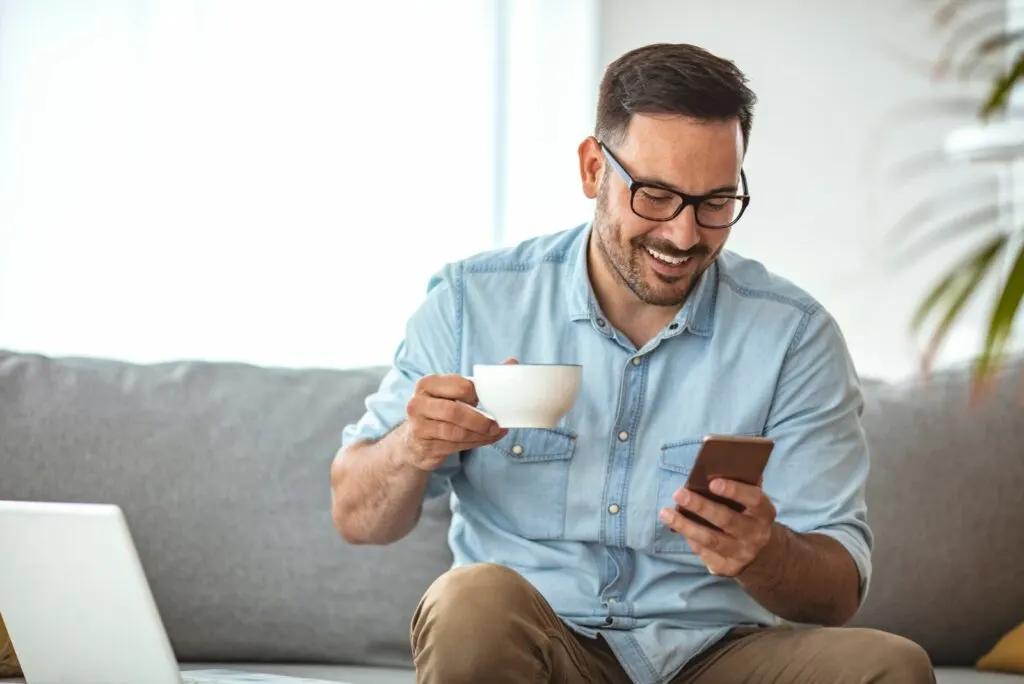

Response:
(1, 347), (1023, 684)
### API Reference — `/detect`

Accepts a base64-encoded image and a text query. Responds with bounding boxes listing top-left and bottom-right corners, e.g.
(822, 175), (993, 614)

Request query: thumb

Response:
(502, 357), (519, 365)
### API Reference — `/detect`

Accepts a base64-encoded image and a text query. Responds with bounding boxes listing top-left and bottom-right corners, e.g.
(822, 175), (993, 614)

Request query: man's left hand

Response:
(659, 478), (777, 577)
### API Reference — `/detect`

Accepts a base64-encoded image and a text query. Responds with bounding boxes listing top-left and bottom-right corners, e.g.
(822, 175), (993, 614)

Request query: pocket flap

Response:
(658, 439), (703, 474)
(492, 427), (577, 462)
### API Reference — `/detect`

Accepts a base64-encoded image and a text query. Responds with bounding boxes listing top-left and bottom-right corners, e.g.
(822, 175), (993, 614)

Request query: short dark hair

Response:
(595, 43), (757, 149)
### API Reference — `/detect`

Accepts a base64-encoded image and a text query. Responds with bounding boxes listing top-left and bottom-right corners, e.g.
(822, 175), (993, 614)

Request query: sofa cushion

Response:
(0, 351), (446, 668)
(852, 356), (1024, 667)
(978, 620), (1024, 675)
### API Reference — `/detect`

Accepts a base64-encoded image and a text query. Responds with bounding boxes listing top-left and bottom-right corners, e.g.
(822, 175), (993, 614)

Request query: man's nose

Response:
(661, 205), (701, 251)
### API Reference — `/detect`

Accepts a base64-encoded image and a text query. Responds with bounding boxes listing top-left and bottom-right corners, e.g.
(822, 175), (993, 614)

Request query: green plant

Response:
(894, 0), (1024, 395)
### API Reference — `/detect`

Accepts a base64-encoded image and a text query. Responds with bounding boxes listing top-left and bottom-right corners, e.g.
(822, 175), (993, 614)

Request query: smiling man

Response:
(330, 43), (935, 684)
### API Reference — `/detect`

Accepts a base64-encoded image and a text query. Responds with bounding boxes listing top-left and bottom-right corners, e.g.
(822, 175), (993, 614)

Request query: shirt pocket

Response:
(651, 438), (703, 555)
(466, 427), (577, 539)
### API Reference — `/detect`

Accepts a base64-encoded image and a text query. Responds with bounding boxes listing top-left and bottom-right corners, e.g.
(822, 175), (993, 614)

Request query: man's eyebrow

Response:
(636, 174), (739, 196)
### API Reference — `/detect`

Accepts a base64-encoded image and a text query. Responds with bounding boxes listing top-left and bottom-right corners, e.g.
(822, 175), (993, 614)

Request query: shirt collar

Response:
(565, 223), (717, 338)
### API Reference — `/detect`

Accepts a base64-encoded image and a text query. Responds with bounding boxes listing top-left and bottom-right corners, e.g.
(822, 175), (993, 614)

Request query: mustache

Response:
(633, 237), (709, 259)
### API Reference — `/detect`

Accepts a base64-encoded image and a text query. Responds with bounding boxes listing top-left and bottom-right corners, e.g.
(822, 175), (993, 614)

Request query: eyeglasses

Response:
(598, 141), (750, 229)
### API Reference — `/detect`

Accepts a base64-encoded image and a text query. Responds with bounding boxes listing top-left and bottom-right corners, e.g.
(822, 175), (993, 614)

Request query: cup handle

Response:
(460, 375), (497, 422)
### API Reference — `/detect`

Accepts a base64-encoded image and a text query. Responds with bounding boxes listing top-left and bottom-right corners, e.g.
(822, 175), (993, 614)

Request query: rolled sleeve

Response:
(764, 307), (874, 605)
(339, 264), (463, 500)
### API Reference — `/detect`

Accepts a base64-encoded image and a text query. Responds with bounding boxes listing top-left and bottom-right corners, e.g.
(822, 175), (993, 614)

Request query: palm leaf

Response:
(973, 237), (1024, 385)
(933, 0), (1004, 29)
(957, 29), (1024, 78)
(912, 232), (1009, 375)
(859, 99), (1024, 179)
(934, 7), (1011, 77)
(980, 52), (1024, 118)
(888, 200), (1009, 267)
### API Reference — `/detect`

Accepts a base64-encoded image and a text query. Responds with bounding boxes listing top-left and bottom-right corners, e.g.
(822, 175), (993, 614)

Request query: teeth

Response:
(646, 247), (690, 266)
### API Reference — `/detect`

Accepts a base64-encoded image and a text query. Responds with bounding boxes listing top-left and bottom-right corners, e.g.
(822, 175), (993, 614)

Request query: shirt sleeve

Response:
(340, 263), (463, 500)
(763, 305), (874, 607)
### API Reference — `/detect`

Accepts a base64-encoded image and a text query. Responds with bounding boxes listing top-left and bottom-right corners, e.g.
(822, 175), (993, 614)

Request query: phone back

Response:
(686, 435), (774, 493)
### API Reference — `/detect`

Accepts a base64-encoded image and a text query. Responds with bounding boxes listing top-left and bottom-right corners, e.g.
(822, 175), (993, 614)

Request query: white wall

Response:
(599, 0), (1011, 381)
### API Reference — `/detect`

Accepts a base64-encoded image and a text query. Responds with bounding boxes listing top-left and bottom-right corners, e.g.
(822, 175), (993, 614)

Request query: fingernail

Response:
(676, 490), (690, 506)
(659, 509), (674, 524)
(711, 480), (725, 495)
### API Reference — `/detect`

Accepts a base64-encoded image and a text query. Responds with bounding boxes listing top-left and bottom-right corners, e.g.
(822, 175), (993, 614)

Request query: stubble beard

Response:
(592, 188), (714, 308)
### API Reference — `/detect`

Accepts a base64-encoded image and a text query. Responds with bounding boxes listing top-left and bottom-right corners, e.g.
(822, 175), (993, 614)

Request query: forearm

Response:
(737, 523), (861, 626)
(330, 423), (431, 545)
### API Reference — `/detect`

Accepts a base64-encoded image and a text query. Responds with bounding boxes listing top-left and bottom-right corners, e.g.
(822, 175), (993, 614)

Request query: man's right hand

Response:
(400, 373), (507, 471)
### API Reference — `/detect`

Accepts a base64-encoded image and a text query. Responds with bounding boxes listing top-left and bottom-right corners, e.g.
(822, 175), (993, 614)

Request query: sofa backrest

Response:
(851, 356), (1024, 666)
(0, 351), (449, 669)
(2, 349), (1023, 668)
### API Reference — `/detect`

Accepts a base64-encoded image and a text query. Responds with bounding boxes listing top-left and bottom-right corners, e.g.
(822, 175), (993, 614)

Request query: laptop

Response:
(0, 500), (337, 684)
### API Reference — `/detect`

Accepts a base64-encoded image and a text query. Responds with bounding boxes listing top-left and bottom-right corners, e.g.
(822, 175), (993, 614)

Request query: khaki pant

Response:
(411, 563), (936, 684)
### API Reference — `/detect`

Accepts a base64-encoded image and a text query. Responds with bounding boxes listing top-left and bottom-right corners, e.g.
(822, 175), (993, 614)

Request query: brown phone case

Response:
(679, 434), (774, 531)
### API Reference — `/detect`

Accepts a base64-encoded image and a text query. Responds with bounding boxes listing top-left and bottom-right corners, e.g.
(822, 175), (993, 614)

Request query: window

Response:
(0, 0), (598, 368)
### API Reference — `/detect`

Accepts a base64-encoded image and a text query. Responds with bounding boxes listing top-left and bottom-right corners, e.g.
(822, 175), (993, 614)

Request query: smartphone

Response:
(678, 434), (774, 531)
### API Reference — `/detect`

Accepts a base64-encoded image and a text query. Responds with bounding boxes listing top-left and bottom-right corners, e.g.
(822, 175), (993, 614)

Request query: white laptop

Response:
(0, 500), (338, 684)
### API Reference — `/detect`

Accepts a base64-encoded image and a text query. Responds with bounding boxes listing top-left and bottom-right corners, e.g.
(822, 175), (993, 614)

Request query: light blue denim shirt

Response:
(341, 223), (873, 684)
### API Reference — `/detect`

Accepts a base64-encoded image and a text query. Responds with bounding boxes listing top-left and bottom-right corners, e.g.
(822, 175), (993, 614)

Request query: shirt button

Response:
(608, 504), (620, 515)
(618, 431), (629, 441)
(632, 357), (641, 366)
(603, 617), (613, 625)
(669, 323), (679, 330)
(607, 597), (618, 604)
(596, 318), (606, 328)
(511, 445), (523, 455)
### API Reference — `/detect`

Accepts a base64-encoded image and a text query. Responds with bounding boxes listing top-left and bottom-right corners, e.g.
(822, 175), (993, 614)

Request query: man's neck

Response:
(586, 238), (682, 350)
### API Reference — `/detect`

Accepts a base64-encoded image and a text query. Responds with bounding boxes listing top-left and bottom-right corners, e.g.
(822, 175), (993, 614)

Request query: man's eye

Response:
(639, 190), (674, 204)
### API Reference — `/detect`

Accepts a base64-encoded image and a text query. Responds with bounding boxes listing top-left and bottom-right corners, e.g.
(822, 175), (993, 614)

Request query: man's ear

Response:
(578, 136), (603, 200)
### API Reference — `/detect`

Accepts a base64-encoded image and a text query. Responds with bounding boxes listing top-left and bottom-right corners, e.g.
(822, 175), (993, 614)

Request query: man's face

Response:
(586, 114), (744, 308)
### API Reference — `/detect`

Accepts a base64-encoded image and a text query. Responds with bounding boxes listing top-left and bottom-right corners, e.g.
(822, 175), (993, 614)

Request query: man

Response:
(330, 43), (934, 684)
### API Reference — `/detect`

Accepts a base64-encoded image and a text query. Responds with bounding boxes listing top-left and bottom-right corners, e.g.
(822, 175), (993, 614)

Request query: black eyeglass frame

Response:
(598, 140), (751, 229)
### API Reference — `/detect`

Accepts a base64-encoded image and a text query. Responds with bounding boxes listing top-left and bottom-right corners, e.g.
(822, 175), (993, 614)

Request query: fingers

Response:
(707, 479), (777, 523)
(672, 489), (757, 538)
(415, 395), (500, 437)
(659, 506), (736, 555)
(417, 374), (479, 403)
(708, 479), (763, 510)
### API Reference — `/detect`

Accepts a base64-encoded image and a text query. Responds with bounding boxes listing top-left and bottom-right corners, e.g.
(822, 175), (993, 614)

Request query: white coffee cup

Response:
(465, 363), (582, 429)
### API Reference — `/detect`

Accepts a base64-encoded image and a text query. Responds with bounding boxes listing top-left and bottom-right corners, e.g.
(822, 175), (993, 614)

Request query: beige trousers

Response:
(410, 563), (936, 684)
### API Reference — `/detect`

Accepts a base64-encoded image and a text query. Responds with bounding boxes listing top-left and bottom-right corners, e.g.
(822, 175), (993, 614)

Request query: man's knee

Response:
(411, 563), (555, 682)
(411, 563), (538, 648)
(840, 628), (935, 683)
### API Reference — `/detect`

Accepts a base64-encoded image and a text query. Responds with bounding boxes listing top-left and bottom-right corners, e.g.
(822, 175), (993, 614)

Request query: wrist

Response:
(385, 422), (419, 471)
(737, 522), (791, 587)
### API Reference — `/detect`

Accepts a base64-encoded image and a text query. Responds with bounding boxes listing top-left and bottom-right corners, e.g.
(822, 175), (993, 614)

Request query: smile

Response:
(645, 247), (692, 266)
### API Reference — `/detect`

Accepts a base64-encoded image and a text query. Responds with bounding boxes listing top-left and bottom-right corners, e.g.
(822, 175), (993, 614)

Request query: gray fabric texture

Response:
(851, 356), (1024, 667)
(2, 348), (1024, 677)
(0, 351), (451, 668)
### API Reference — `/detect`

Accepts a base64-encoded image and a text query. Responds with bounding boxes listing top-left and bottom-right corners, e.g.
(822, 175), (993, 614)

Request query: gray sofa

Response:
(1, 348), (1023, 684)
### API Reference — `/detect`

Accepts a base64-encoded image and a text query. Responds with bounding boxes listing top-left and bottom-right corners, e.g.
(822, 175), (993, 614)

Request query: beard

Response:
(592, 185), (719, 308)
